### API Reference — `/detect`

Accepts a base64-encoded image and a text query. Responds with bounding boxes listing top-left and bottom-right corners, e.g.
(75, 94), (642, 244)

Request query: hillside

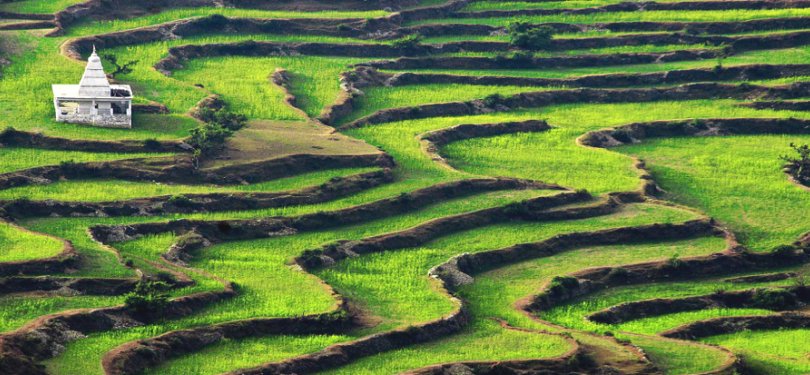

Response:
(0, 0), (809, 374)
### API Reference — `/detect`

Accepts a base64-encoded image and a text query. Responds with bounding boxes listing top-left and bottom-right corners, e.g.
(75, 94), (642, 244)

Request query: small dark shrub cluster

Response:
(392, 33), (423, 51)
(196, 107), (247, 132)
(507, 22), (554, 50)
(483, 93), (506, 107)
(58, 160), (82, 174)
(781, 143), (810, 185)
(546, 276), (579, 298)
(188, 107), (248, 165)
(772, 244), (798, 258)
(167, 194), (193, 207)
(751, 288), (797, 310)
(124, 280), (170, 317)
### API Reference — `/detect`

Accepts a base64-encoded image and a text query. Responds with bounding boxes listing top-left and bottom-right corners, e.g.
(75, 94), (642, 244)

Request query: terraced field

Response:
(0, 0), (809, 374)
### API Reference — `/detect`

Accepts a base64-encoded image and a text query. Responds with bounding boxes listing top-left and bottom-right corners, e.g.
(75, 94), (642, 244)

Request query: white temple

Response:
(52, 47), (132, 128)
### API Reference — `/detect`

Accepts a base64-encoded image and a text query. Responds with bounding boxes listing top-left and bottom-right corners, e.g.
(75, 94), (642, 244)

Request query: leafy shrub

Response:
(167, 194), (193, 207)
(772, 244), (798, 258)
(507, 22), (553, 50)
(781, 143), (810, 185)
(188, 107), (248, 165)
(58, 160), (82, 174)
(483, 93), (506, 107)
(124, 280), (170, 317)
(188, 123), (233, 154)
(546, 276), (579, 297)
(196, 107), (247, 131)
(392, 34), (423, 51)
(751, 288), (797, 310)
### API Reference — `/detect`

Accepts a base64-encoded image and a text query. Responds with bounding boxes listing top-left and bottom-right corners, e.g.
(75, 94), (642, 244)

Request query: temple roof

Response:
(77, 46), (111, 97)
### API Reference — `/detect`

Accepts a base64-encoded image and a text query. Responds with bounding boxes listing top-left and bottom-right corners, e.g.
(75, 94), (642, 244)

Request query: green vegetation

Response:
(0, 167), (377, 202)
(703, 329), (810, 374)
(507, 22), (554, 50)
(411, 9), (810, 26)
(1, 1), (809, 374)
(0, 0), (85, 13)
(618, 133), (810, 250)
(0, 221), (63, 262)
(0, 147), (171, 174)
(66, 8), (390, 36)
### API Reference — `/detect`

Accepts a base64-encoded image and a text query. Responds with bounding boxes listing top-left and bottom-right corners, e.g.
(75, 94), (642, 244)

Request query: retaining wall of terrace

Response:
(0, 281), (236, 374)
(451, 0), (810, 19)
(588, 286), (810, 325)
(661, 312), (810, 340)
(103, 298), (354, 375)
(341, 82), (810, 129)
(354, 64), (810, 89)
(228, 196), (646, 375)
(89, 178), (569, 249)
(0, 127), (184, 153)
(0, 151), (391, 192)
(49, 0), (417, 35)
(743, 100), (810, 111)
(0, 276), (138, 296)
(0, 169), (392, 218)
(524, 249), (810, 313)
(404, 17), (810, 37)
(579, 118), (810, 148)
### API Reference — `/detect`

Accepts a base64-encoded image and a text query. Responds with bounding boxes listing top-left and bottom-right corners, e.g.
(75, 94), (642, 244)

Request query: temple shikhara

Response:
(52, 47), (133, 128)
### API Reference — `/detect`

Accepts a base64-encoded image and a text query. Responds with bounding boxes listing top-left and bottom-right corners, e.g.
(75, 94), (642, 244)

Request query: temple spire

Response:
(78, 46), (110, 97)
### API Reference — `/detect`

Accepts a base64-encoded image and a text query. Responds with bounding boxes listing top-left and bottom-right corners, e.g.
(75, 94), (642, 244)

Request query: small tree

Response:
(781, 143), (810, 185)
(187, 107), (248, 167)
(507, 22), (553, 51)
(101, 53), (138, 78)
(124, 280), (170, 317)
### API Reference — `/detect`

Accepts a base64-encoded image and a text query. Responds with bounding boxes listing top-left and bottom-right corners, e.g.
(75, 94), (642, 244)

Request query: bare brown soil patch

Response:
(201, 119), (382, 169)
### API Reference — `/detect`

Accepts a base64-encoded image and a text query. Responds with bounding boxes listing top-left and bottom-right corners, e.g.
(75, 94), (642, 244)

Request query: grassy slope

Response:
(703, 329), (810, 374)
(0, 167), (377, 201)
(0, 221), (63, 262)
(618, 134), (810, 250)
(0, 1), (808, 374)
